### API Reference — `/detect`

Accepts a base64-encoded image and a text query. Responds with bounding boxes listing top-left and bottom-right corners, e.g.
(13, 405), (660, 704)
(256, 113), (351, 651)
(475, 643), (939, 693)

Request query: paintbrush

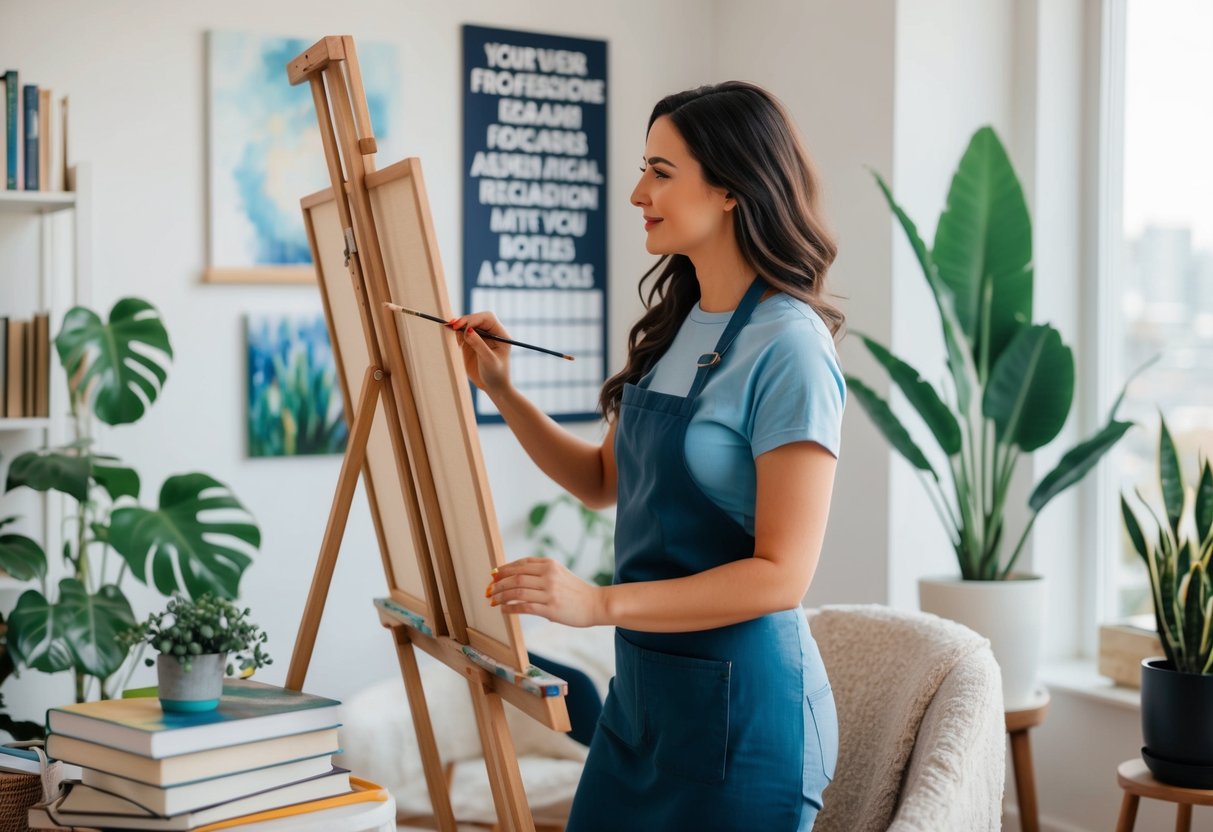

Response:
(383, 302), (575, 361)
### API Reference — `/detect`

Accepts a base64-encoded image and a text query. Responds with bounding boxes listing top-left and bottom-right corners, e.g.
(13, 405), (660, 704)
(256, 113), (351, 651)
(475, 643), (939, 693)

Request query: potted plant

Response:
(525, 494), (614, 587)
(0, 298), (261, 706)
(119, 594), (272, 713)
(850, 126), (1139, 708)
(1122, 416), (1213, 787)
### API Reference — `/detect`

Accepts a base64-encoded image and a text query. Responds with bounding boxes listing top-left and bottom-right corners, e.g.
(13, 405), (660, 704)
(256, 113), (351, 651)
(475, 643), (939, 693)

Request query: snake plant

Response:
(849, 126), (1138, 580)
(1122, 416), (1213, 674)
(0, 298), (261, 706)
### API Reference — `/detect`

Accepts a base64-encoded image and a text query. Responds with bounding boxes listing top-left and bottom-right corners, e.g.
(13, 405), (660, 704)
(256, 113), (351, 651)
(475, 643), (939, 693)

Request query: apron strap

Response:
(685, 276), (768, 403)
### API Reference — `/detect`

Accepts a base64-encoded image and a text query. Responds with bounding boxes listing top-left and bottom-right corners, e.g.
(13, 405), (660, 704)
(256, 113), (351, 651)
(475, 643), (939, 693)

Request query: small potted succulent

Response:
(1123, 415), (1213, 787)
(119, 594), (272, 713)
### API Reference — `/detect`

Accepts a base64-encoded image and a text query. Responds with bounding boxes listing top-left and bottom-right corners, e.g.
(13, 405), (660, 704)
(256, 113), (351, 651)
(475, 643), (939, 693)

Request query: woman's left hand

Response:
(487, 557), (606, 628)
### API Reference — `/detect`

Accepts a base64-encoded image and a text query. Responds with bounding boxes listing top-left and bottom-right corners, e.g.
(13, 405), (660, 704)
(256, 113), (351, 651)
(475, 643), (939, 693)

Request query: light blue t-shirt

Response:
(644, 293), (845, 535)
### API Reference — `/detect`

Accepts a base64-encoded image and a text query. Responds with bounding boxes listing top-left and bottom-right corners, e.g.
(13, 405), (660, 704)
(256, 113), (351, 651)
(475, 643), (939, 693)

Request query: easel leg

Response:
(393, 627), (458, 832)
(469, 674), (536, 832)
(285, 366), (380, 691)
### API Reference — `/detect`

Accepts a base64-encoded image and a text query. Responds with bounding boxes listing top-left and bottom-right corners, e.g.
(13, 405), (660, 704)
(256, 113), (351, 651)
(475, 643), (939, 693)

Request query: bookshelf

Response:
(0, 162), (91, 587)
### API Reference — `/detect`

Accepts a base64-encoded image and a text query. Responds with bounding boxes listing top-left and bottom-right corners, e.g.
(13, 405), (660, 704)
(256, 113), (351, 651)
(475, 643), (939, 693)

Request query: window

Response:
(1098, 0), (1213, 623)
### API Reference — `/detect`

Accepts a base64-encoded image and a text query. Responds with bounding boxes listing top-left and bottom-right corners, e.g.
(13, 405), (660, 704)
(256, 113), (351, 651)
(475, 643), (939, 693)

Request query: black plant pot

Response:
(1141, 658), (1213, 788)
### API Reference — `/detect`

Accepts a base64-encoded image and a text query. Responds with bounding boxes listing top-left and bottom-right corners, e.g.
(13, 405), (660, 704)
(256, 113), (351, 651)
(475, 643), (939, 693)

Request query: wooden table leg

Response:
(1176, 802), (1192, 832)
(1009, 728), (1039, 832)
(1115, 792), (1139, 832)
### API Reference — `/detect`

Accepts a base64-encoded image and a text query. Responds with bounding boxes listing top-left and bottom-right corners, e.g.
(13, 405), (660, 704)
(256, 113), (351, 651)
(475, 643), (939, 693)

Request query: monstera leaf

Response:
(7, 588), (72, 673)
(55, 298), (173, 426)
(6, 448), (139, 505)
(108, 474), (260, 600)
(0, 517), (47, 582)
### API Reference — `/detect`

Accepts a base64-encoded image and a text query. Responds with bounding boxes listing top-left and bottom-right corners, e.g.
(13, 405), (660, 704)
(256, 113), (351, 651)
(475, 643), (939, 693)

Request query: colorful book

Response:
(36, 767), (350, 829)
(38, 88), (49, 192)
(81, 753), (335, 816)
(29, 776), (387, 832)
(4, 70), (16, 189)
(22, 84), (36, 191)
(46, 726), (340, 787)
(46, 679), (341, 759)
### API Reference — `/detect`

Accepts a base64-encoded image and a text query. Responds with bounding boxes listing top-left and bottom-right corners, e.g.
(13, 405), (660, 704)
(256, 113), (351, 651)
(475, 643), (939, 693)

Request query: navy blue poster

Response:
(462, 24), (608, 423)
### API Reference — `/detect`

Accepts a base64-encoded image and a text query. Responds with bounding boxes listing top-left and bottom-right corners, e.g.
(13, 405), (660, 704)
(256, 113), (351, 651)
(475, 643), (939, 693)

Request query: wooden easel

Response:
(277, 36), (570, 832)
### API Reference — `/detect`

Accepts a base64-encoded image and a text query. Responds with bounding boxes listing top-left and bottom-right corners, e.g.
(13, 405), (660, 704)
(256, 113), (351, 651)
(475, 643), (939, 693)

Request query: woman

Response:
(458, 81), (844, 830)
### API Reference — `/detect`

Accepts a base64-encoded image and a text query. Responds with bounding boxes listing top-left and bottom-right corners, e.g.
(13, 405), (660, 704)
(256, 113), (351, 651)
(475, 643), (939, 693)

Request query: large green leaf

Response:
(0, 516), (47, 582)
(932, 127), (1033, 378)
(1196, 460), (1213, 546)
(5, 449), (89, 502)
(1159, 416), (1185, 543)
(55, 298), (173, 426)
(872, 171), (975, 412)
(55, 580), (136, 678)
(1029, 419), (1134, 512)
(983, 325), (1073, 452)
(844, 376), (936, 474)
(1122, 496), (1149, 565)
(7, 589), (72, 673)
(91, 458), (139, 502)
(108, 473), (260, 600)
(858, 335), (962, 456)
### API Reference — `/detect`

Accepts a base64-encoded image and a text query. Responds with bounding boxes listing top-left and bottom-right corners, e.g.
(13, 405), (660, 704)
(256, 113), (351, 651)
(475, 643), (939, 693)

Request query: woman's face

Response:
(630, 115), (734, 257)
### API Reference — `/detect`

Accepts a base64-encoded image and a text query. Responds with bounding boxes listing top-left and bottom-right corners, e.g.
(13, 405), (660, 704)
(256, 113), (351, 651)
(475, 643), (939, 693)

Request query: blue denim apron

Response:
(566, 278), (837, 831)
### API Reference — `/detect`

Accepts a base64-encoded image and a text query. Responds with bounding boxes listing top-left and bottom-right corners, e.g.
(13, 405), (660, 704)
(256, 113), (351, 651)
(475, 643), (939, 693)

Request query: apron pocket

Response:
(597, 675), (642, 749)
(638, 647), (732, 784)
(806, 682), (838, 784)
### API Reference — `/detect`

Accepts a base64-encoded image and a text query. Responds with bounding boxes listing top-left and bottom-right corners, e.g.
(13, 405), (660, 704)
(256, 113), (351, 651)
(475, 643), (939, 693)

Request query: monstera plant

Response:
(0, 298), (260, 705)
(849, 127), (1141, 580)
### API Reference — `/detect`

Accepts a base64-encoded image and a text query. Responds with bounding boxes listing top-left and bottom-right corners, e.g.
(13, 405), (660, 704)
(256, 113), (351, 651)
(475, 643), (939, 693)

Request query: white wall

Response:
(0, 0), (714, 719)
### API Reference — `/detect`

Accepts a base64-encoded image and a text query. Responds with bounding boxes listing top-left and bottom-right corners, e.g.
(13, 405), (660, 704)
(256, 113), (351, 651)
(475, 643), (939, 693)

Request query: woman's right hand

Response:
(452, 311), (512, 396)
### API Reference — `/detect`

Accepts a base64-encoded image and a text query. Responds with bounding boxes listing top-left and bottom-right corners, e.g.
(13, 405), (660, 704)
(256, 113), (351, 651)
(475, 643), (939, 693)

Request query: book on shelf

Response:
(6, 319), (24, 418)
(33, 311), (48, 417)
(46, 678), (341, 759)
(45, 726), (341, 787)
(4, 69), (16, 189)
(80, 753), (336, 817)
(32, 766), (351, 830)
(29, 775), (388, 832)
(22, 83), (36, 192)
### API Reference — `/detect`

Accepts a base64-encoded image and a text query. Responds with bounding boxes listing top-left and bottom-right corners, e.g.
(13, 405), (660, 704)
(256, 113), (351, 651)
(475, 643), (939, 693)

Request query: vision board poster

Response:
(462, 24), (608, 423)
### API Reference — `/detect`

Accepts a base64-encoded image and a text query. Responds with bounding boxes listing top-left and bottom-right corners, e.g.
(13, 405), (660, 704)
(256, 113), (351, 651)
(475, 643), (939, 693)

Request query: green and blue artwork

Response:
(207, 30), (402, 271)
(246, 313), (347, 458)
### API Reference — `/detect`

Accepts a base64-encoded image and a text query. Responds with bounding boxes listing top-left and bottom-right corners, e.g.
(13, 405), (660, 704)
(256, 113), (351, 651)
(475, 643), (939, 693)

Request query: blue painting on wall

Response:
(246, 313), (348, 457)
(207, 31), (402, 278)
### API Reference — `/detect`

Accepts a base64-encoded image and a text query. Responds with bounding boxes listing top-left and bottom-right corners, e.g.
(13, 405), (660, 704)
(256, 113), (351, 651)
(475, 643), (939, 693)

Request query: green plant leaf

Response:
(55, 298), (173, 426)
(983, 325), (1073, 451)
(871, 171), (975, 412)
(844, 376), (936, 474)
(92, 459), (140, 502)
(1122, 495), (1150, 565)
(1183, 563), (1205, 672)
(527, 503), (549, 533)
(55, 579), (137, 678)
(108, 474), (259, 600)
(0, 531), (46, 582)
(1196, 460), (1213, 547)
(857, 335), (962, 456)
(5, 449), (89, 502)
(7, 589), (73, 673)
(1159, 416), (1185, 543)
(1029, 420), (1134, 512)
(932, 127), (1033, 378)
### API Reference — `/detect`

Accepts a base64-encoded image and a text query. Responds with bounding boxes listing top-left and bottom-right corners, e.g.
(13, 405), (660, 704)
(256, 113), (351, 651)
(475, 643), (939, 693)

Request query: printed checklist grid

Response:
(470, 287), (604, 419)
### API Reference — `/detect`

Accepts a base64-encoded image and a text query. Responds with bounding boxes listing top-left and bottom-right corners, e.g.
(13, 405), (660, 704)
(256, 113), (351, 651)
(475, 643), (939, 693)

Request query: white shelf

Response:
(0, 189), (76, 214)
(0, 418), (51, 432)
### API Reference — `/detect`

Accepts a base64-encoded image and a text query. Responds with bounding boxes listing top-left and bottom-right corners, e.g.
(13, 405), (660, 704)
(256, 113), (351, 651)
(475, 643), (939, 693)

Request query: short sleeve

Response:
(748, 323), (846, 459)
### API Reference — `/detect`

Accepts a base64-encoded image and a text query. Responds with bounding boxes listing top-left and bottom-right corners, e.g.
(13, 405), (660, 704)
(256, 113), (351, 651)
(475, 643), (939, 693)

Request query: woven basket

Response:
(0, 768), (43, 831)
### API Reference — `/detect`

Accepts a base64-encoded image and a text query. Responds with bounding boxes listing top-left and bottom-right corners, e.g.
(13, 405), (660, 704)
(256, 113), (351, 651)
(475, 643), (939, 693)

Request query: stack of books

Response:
(2, 312), (51, 419)
(29, 678), (360, 830)
(0, 68), (70, 192)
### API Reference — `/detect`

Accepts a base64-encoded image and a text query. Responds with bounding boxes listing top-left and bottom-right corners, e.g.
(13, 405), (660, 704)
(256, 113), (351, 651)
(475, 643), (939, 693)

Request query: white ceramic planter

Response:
(918, 575), (1045, 711)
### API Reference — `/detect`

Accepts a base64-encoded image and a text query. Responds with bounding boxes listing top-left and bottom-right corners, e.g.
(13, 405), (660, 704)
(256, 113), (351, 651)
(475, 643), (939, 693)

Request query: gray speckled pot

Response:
(157, 653), (225, 713)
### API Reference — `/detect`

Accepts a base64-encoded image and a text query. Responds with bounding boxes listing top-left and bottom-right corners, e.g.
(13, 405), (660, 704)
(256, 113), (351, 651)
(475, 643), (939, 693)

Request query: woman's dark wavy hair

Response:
(599, 81), (843, 420)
